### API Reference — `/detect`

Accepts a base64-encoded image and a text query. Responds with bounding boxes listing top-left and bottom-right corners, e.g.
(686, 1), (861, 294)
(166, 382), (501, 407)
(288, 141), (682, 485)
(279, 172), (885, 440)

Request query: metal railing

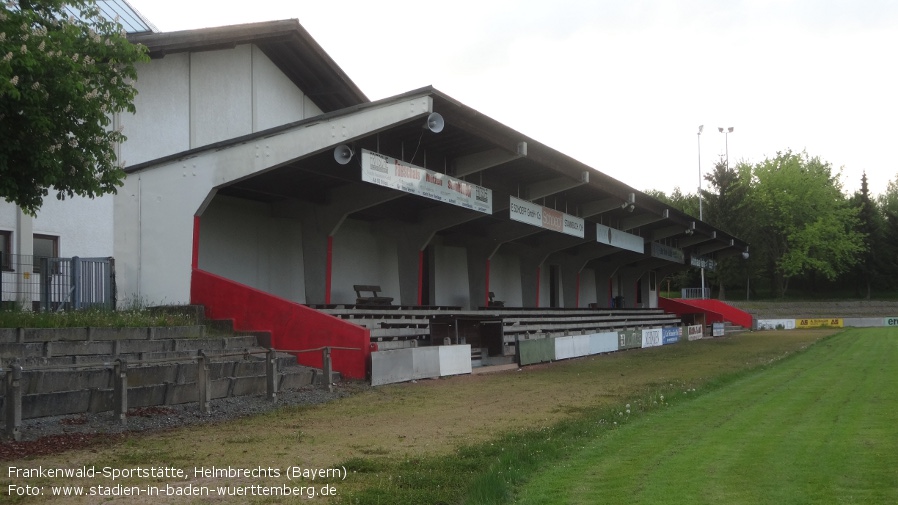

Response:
(0, 253), (115, 311)
(681, 288), (710, 300)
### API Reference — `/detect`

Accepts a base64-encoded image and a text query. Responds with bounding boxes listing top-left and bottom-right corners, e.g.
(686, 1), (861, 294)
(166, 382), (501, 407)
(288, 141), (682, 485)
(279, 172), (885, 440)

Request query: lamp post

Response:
(697, 125), (704, 220)
(697, 125), (705, 299)
(718, 126), (734, 169)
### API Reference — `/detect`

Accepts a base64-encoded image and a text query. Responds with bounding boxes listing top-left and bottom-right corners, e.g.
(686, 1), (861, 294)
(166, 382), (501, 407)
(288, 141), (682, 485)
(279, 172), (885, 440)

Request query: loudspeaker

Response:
(334, 144), (353, 165)
(424, 112), (444, 133)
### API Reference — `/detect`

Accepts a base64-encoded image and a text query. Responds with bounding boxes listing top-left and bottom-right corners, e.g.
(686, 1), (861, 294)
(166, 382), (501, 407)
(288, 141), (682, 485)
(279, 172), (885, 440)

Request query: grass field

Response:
(513, 327), (898, 505)
(3, 328), (879, 504)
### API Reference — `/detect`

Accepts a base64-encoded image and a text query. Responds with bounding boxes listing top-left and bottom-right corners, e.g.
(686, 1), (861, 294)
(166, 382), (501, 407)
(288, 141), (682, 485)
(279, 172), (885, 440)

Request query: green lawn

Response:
(513, 328), (898, 505)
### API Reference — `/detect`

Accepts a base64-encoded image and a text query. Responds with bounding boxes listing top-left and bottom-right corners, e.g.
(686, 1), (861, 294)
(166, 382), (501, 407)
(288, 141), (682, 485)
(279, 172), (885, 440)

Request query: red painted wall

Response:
(191, 269), (370, 379)
(658, 297), (753, 329)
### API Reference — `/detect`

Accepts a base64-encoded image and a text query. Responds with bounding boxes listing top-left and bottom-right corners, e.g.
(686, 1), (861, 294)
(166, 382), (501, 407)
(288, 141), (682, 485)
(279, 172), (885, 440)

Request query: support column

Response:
(15, 208), (33, 307)
(5, 365), (22, 441)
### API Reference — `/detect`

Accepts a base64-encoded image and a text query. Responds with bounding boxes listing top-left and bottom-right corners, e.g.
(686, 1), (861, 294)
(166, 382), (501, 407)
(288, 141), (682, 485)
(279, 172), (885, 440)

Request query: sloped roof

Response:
(127, 85), (749, 263)
(128, 19), (368, 112)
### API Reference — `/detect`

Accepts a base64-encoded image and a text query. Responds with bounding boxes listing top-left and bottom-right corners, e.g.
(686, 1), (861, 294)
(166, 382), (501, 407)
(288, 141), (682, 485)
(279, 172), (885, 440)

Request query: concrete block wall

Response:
(0, 326), (321, 421)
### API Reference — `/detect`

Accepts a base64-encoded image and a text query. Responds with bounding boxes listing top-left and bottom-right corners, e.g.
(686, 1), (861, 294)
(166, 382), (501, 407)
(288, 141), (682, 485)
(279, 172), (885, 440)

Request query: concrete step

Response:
(8, 366), (319, 419)
(1, 335), (262, 365)
(1, 350), (300, 396)
(0, 347), (296, 368)
(0, 325), (207, 344)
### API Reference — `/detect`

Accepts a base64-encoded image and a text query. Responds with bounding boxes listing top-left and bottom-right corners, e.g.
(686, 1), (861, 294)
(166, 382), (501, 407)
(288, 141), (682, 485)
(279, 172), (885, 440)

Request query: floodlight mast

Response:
(697, 125), (704, 298)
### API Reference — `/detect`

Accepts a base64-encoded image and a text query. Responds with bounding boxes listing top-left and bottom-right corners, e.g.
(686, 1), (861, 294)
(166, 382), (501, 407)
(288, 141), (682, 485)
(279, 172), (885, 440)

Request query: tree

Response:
(645, 187), (698, 216)
(876, 174), (898, 287)
(700, 159), (751, 299)
(0, 0), (147, 215)
(847, 172), (883, 298)
(747, 150), (864, 297)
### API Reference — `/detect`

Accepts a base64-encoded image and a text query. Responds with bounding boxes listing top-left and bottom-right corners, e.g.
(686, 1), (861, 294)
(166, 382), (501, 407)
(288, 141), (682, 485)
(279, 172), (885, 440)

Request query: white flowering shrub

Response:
(0, 0), (148, 214)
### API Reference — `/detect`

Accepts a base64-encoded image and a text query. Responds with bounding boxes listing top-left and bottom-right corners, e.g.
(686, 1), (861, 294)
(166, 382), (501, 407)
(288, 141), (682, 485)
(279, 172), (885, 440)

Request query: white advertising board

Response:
(757, 319), (796, 330)
(361, 149), (492, 214)
(509, 196), (584, 238)
(596, 223), (644, 253)
(641, 328), (663, 348)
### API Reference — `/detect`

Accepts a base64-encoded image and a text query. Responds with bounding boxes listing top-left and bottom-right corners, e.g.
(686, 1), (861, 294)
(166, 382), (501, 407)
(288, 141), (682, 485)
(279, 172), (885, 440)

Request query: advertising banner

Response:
(509, 196), (584, 237)
(650, 242), (685, 264)
(596, 223), (644, 253)
(361, 149), (492, 214)
(689, 255), (718, 271)
(687, 324), (703, 340)
(662, 326), (681, 345)
(796, 318), (843, 328)
(712, 322), (725, 337)
(618, 330), (642, 350)
(641, 328), (663, 348)
(885, 317), (898, 327)
(757, 319), (796, 330)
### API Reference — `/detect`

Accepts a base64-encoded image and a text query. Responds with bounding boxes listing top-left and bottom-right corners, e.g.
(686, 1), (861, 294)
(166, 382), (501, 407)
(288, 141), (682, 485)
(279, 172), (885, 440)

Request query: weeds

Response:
(0, 305), (195, 328)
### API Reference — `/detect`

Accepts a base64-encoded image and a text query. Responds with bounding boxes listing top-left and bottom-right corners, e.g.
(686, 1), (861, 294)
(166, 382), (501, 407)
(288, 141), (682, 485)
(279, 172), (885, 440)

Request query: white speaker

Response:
(334, 144), (353, 165)
(424, 112), (444, 133)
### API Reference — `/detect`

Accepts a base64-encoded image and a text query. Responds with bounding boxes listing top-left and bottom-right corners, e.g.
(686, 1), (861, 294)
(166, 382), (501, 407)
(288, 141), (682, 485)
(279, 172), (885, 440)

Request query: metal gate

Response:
(0, 254), (115, 311)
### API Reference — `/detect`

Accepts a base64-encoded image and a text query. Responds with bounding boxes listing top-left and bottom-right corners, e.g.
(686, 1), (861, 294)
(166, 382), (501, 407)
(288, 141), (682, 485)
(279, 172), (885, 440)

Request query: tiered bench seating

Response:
(310, 305), (462, 350)
(310, 305), (682, 355)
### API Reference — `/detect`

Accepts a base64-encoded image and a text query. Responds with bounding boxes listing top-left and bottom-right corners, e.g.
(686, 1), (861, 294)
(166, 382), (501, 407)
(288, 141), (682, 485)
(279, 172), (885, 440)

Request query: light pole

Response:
(697, 125), (705, 299)
(697, 125), (704, 220)
(718, 126), (734, 169)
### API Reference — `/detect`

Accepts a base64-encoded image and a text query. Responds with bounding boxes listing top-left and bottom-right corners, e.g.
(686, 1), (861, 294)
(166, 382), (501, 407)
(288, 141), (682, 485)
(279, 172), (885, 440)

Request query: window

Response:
(0, 230), (10, 270)
(32, 234), (59, 273)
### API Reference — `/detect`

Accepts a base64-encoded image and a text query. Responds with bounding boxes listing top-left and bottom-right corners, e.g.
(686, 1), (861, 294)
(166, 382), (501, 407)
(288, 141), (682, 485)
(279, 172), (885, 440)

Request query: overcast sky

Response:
(132, 0), (898, 197)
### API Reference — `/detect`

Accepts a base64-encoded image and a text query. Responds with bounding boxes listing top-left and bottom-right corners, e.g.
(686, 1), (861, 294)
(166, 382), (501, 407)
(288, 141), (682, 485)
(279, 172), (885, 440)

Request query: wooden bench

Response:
(353, 285), (394, 306)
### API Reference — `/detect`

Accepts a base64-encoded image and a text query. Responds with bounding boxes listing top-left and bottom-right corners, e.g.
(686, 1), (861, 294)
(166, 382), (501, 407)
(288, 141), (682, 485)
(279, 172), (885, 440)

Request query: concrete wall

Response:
(120, 45), (324, 166)
(199, 196), (305, 303)
(579, 268), (598, 308)
(0, 201), (17, 234)
(114, 95), (434, 305)
(537, 266), (551, 307)
(121, 52), (191, 165)
(0, 195), (113, 260)
(433, 242), (470, 309)
(331, 218), (401, 305)
(488, 253), (522, 307)
(31, 196), (114, 258)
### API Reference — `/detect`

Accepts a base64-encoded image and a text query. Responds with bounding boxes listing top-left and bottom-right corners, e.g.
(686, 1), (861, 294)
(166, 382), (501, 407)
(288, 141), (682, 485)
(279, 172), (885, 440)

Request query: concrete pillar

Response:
(113, 359), (128, 425)
(322, 347), (333, 392)
(265, 348), (277, 402)
(197, 350), (211, 414)
(5, 365), (22, 441)
(15, 208), (33, 308)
